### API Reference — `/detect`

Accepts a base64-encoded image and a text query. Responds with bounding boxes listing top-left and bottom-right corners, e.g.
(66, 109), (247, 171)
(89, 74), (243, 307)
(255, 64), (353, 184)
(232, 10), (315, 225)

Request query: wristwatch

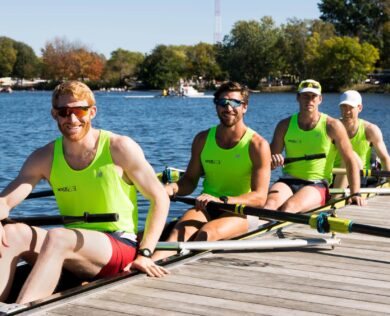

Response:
(137, 248), (153, 258)
(219, 196), (229, 204)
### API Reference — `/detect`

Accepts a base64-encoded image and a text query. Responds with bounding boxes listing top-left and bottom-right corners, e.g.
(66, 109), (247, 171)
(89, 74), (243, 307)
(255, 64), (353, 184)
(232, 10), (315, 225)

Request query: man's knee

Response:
(43, 228), (74, 253)
(4, 223), (33, 248)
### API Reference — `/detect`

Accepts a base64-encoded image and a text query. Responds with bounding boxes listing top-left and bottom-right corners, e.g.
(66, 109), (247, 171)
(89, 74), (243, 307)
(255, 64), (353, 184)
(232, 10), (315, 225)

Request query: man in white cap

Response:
(264, 79), (365, 213)
(332, 90), (390, 188)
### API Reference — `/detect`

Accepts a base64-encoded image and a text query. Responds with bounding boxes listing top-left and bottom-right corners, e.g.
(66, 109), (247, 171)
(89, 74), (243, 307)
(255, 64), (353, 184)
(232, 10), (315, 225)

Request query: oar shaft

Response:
(284, 153), (326, 164)
(156, 238), (340, 251)
(333, 168), (390, 177)
(329, 188), (390, 195)
(26, 190), (54, 199)
(351, 223), (390, 238)
(6, 212), (119, 226)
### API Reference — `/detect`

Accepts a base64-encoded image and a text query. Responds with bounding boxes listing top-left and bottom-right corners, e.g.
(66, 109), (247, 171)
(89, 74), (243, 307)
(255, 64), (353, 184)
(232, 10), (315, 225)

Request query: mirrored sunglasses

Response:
(298, 81), (321, 90)
(55, 106), (91, 119)
(214, 98), (244, 108)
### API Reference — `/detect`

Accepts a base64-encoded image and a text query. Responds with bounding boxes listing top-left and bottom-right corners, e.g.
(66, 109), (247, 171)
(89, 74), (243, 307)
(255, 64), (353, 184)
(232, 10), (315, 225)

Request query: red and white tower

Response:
(214, 0), (222, 43)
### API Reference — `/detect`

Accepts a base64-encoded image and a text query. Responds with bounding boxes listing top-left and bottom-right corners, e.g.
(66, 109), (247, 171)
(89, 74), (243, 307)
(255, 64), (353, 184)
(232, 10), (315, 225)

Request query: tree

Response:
(319, 0), (389, 50)
(0, 37), (17, 77)
(12, 41), (40, 79)
(138, 45), (187, 89)
(104, 49), (144, 84)
(313, 36), (379, 90)
(217, 17), (282, 89)
(185, 42), (222, 81)
(41, 37), (104, 81)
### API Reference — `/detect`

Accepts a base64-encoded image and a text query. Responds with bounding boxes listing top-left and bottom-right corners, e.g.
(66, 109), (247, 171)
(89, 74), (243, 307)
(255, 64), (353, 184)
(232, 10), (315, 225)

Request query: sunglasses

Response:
(298, 80), (321, 90)
(214, 98), (244, 108)
(54, 106), (91, 119)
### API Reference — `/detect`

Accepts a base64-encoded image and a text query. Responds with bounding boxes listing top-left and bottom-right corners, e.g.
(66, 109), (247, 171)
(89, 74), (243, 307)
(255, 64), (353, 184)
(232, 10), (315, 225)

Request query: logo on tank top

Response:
(96, 170), (103, 178)
(57, 186), (77, 192)
(205, 159), (221, 165)
(287, 139), (302, 144)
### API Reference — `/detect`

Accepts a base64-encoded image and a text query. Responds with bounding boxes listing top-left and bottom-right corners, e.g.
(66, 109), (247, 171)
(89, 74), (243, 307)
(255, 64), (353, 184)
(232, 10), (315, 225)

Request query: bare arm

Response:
(365, 122), (390, 171)
(166, 130), (207, 196)
(111, 135), (169, 276)
(327, 117), (365, 205)
(227, 134), (271, 207)
(0, 144), (52, 250)
(269, 118), (290, 169)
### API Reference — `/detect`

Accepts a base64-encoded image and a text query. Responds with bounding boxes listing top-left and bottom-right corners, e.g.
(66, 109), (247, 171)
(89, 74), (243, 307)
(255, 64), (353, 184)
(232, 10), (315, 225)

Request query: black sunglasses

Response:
(214, 98), (244, 108)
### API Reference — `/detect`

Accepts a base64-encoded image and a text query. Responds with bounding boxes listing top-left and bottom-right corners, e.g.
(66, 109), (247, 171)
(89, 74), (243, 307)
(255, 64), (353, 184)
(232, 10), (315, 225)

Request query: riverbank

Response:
(255, 84), (390, 93)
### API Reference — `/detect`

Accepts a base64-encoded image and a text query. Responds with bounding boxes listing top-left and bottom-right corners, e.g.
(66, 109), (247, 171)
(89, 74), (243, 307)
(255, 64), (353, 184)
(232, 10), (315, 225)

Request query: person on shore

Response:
(264, 79), (365, 213)
(153, 81), (271, 261)
(0, 81), (170, 304)
(332, 90), (390, 188)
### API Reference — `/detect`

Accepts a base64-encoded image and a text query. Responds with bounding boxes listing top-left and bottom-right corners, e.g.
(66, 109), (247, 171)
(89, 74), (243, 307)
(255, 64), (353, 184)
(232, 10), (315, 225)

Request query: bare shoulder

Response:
(363, 120), (382, 141)
(21, 141), (54, 179)
(192, 129), (209, 150)
(326, 115), (344, 131)
(251, 132), (270, 150)
(109, 132), (144, 164)
(276, 116), (291, 130)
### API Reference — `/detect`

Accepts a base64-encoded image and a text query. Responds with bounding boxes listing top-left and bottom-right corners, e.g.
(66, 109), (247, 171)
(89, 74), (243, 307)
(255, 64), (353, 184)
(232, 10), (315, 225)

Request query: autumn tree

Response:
(41, 37), (104, 81)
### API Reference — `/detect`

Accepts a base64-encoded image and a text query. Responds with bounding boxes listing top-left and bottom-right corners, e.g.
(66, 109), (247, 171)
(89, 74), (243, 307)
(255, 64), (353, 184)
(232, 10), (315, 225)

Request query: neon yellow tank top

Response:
(333, 119), (371, 169)
(50, 130), (138, 233)
(200, 126), (254, 197)
(283, 113), (335, 183)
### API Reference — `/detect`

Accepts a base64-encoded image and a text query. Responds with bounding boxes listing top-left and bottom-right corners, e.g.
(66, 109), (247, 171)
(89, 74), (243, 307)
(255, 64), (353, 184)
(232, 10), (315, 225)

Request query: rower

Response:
(332, 90), (390, 188)
(0, 81), (169, 304)
(153, 81), (271, 261)
(264, 79), (365, 213)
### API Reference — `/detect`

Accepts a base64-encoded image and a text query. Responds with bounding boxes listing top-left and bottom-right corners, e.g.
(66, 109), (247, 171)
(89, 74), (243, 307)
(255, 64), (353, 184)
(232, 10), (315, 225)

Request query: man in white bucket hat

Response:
(332, 90), (390, 188)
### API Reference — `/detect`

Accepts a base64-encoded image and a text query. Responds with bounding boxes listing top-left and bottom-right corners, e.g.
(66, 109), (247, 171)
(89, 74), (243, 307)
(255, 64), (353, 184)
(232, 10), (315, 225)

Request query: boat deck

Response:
(30, 195), (390, 315)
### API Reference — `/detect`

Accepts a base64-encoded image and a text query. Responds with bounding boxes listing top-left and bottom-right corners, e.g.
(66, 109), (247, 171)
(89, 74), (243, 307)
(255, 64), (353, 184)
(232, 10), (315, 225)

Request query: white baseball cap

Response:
(339, 90), (362, 108)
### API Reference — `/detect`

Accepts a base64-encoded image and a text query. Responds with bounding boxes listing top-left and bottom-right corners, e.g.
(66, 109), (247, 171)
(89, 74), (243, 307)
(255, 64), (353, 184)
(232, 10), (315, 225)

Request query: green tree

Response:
(185, 42), (222, 81)
(138, 45), (187, 89)
(0, 37), (17, 77)
(318, 0), (389, 50)
(314, 36), (379, 90)
(104, 49), (144, 84)
(217, 17), (282, 89)
(12, 41), (40, 79)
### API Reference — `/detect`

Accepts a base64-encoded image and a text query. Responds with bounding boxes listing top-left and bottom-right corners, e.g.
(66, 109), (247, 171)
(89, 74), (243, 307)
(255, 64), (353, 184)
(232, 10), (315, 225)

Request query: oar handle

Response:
(5, 212), (119, 226)
(333, 168), (390, 178)
(284, 153), (326, 164)
(26, 190), (54, 199)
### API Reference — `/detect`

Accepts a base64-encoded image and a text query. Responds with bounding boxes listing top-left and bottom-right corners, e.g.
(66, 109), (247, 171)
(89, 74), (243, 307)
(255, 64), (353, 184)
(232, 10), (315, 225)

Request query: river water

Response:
(0, 91), (389, 228)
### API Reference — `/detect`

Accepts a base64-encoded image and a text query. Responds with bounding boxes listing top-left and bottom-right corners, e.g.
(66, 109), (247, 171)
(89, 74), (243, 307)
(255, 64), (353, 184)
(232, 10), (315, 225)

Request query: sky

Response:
(1, 1), (321, 58)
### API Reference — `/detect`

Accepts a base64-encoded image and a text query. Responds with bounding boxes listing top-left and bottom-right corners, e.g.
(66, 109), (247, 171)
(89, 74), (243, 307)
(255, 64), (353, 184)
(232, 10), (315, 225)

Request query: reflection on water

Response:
(1, 91), (389, 228)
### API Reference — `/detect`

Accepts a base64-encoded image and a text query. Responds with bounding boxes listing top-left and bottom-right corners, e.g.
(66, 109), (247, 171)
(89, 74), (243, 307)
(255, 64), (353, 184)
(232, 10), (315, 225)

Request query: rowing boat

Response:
(1, 177), (388, 315)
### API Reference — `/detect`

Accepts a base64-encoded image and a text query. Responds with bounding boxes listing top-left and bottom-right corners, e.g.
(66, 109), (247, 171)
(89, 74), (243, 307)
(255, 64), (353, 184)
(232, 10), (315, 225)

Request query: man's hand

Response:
(349, 195), (367, 206)
(270, 154), (285, 170)
(195, 193), (220, 211)
(124, 256), (169, 277)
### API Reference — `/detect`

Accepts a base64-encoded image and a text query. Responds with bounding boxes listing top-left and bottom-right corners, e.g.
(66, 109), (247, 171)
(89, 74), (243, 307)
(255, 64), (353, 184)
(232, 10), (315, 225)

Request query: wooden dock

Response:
(30, 195), (390, 315)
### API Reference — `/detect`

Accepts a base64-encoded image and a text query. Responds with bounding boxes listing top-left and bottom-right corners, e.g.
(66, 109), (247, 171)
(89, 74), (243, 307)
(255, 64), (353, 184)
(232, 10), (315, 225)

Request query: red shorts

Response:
(276, 178), (330, 206)
(95, 233), (137, 278)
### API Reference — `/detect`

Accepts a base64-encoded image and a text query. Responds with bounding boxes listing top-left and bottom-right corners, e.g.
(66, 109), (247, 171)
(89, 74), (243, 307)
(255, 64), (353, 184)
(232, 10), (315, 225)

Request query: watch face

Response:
(139, 248), (152, 257)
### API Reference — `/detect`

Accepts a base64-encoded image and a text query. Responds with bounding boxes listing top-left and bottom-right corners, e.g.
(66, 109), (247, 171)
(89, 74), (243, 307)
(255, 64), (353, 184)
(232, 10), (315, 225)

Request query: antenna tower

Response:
(214, 0), (221, 43)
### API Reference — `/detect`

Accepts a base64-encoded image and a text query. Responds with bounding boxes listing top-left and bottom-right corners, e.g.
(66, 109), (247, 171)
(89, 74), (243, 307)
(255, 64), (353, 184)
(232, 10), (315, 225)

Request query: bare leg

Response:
(264, 182), (293, 210)
(152, 208), (207, 261)
(279, 185), (323, 213)
(17, 228), (112, 304)
(333, 152), (363, 189)
(0, 224), (47, 302)
(195, 214), (249, 241)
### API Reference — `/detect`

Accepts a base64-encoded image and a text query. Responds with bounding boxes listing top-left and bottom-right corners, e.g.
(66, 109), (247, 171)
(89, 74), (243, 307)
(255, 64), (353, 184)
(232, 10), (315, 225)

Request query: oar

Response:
(329, 188), (390, 195)
(156, 237), (340, 253)
(333, 168), (390, 178)
(171, 196), (390, 238)
(284, 153), (325, 164)
(24, 167), (186, 200)
(3, 212), (119, 226)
